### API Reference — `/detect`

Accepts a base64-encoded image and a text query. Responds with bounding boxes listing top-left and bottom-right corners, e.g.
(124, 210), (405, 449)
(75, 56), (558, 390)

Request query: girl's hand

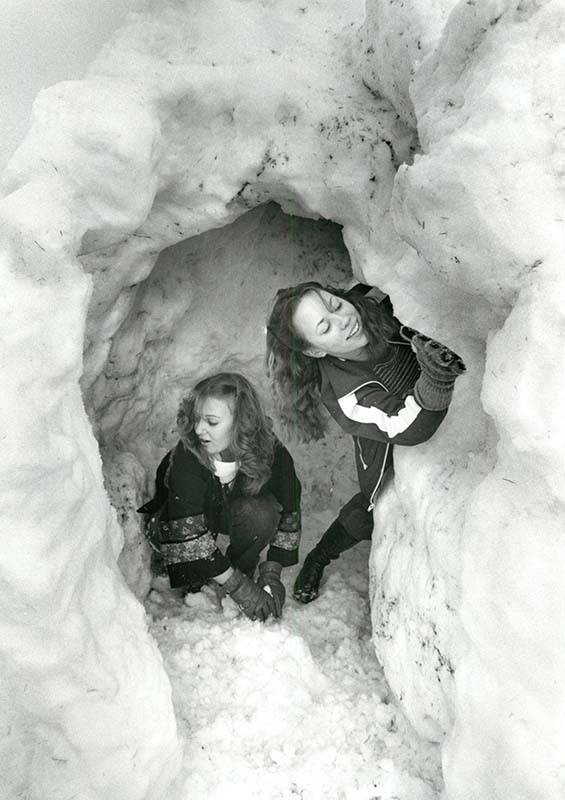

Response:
(220, 569), (277, 621)
(400, 326), (466, 375)
(256, 561), (286, 618)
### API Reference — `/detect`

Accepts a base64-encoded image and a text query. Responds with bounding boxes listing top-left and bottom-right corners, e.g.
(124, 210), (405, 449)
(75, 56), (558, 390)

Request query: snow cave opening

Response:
(90, 201), (365, 601)
(81, 199), (449, 798)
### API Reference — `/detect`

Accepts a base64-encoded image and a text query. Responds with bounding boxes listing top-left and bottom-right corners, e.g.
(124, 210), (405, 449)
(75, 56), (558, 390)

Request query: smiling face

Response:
(194, 396), (235, 457)
(292, 289), (369, 358)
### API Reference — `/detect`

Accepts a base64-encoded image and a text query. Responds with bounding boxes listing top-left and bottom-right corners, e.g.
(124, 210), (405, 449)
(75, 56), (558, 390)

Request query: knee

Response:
(230, 494), (281, 536)
(338, 493), (374, 541)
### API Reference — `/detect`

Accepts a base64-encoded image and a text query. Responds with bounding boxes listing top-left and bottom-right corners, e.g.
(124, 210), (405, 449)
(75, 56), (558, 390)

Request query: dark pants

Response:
(337, 467), (393, 542)
(337, 492), (374, 542)
(222, 493), (281, 577)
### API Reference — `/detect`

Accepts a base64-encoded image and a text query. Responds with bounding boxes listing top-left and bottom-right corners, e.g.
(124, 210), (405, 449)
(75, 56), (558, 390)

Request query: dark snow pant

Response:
(321, 466), (394, 555)
(294, 474), (392, 602)
(302, 493), (373, 568)
(337, 492), (375, 542)
(222, 493), (281, 578)
(293, 472), (395, 603)
(154, 493), (281, 592)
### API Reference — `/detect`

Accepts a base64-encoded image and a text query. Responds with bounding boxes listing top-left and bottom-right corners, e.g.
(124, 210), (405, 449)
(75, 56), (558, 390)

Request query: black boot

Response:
(293, 519), (358, 604)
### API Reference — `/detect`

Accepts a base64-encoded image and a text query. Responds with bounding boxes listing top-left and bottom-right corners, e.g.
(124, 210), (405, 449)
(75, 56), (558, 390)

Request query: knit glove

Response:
(400, 326), (466, 372)
(402, 329), (466, 412)
(222, 568), (277, 622)
(256, 561), (286, 618)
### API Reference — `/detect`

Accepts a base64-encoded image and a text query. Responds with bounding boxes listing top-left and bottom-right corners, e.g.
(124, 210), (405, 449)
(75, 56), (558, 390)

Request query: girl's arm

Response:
(326, 298), (464, 446)
(163, 444), (232, 588)
(332, 336), (464, 445)
(335, 383), (448, 446)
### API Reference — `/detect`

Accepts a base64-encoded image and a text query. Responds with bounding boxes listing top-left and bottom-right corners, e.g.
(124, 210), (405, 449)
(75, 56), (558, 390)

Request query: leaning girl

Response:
(266, 283), (465, 603)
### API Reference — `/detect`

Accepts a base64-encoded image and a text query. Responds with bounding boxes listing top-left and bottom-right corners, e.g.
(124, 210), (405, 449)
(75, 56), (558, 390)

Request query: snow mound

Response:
(1, 0), (564, 798)
(148, 521), (441, 799)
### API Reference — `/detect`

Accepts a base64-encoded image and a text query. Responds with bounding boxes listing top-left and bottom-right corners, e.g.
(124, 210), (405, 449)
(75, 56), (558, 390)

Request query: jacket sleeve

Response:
(265, 443), (302, 568)
(163, 444), (231, 587)
(335, 383), (448, 445)
(136, 450), (172, 515)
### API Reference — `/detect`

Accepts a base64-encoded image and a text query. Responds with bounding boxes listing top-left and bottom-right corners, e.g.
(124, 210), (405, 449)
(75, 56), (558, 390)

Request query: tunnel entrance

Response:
(88, 201), (442, 795)
(91, 202), (359, 599)
(90, 202), (353, 465)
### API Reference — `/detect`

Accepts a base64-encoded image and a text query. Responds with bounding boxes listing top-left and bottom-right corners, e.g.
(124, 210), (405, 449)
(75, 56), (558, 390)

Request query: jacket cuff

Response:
(159, 513), (231, 588)
(272, 527), (300, 551)
(414, 375), (455, 412)
(271, 509), (301, 566)
(258, 560), (282, 578)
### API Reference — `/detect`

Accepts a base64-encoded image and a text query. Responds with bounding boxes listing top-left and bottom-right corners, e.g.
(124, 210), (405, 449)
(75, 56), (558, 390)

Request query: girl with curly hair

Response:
(266, 282), (465, 604)
(139, 372), (301, 622)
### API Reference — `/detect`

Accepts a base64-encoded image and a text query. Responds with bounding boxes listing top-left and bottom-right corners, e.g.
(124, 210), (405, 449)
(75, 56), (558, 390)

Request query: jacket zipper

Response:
(356, 438), (369, 470)
(367, 442), (391, 512)
(340, 378), (392, 512)
(335, 357), (399, 512)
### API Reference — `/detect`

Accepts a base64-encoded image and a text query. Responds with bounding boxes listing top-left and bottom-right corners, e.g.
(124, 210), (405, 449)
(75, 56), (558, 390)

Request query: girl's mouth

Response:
(346, 319), (361, 339)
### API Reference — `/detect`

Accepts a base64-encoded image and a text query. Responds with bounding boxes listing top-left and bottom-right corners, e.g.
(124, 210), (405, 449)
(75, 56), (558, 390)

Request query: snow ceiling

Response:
(1, 0), (564, 798)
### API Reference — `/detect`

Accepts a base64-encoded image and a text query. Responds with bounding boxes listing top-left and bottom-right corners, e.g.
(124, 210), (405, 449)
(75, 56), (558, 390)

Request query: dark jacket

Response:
(139, 440), (301, 586)
(319, 285), (448, 509)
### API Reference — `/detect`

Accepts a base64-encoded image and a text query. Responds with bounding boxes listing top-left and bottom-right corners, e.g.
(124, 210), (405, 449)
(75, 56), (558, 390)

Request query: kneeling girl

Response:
(140, 372), (301, 621)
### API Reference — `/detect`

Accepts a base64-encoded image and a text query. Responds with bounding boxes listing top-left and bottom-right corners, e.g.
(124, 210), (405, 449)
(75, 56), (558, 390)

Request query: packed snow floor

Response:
(145, 512), (442, 800)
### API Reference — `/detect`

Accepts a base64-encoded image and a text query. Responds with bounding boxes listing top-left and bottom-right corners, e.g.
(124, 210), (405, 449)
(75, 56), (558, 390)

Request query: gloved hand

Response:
(400, 326), (466, 374)
(403, 329), (466, 412)
(256, 561), (286, 618)
(222, 568), (277, 622)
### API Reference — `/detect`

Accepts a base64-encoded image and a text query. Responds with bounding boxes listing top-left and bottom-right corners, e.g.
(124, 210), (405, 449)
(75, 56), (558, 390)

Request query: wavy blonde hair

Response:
(177, 372), (275, 495)
(266, 282), (395, 442)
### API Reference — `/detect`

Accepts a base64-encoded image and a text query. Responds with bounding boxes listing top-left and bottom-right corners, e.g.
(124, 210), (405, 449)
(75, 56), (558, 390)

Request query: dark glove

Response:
(256, 561), (286, 618)
(402, 329), (466, 412)
(400, 326), (466, 374)
(222, 568), (277, 622)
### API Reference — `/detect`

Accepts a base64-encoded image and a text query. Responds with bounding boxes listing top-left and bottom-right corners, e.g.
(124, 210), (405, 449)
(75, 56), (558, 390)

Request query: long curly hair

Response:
(266, 282), (395, 442)
(177, 372), (275, 495)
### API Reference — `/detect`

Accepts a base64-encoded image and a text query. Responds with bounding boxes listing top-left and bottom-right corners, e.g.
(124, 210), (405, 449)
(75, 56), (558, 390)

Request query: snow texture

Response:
(1, 0), (564, 798)
(148, 516), (441, 799)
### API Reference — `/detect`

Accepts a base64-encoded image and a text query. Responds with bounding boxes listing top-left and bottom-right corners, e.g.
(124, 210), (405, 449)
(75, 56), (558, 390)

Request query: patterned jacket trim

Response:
(277, 510), (301, 532)
(273, 528), (300, 551)
(161, 532), (217, 564)
(160, 514), (207, 544)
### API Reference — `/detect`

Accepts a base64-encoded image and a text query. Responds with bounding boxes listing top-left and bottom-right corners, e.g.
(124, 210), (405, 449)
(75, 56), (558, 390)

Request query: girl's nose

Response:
(195, 420), (205, 435)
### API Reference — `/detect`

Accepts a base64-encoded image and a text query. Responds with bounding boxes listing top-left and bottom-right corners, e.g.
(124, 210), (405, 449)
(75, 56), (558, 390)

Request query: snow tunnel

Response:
(93, 203), (360, 599)
(1, 1), (565, 799)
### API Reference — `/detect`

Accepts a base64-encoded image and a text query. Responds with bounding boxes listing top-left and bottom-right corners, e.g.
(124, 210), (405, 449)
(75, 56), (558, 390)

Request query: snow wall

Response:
(1, 0), (564, 798)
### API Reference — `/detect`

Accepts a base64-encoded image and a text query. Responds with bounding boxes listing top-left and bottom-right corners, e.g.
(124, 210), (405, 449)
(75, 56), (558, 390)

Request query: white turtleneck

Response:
(213, 457), (239, 486)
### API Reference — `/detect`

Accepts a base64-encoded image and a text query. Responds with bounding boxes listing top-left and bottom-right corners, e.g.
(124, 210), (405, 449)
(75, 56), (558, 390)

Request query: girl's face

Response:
(194, 396), (235, 457)
(292, 289), (369, 358)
